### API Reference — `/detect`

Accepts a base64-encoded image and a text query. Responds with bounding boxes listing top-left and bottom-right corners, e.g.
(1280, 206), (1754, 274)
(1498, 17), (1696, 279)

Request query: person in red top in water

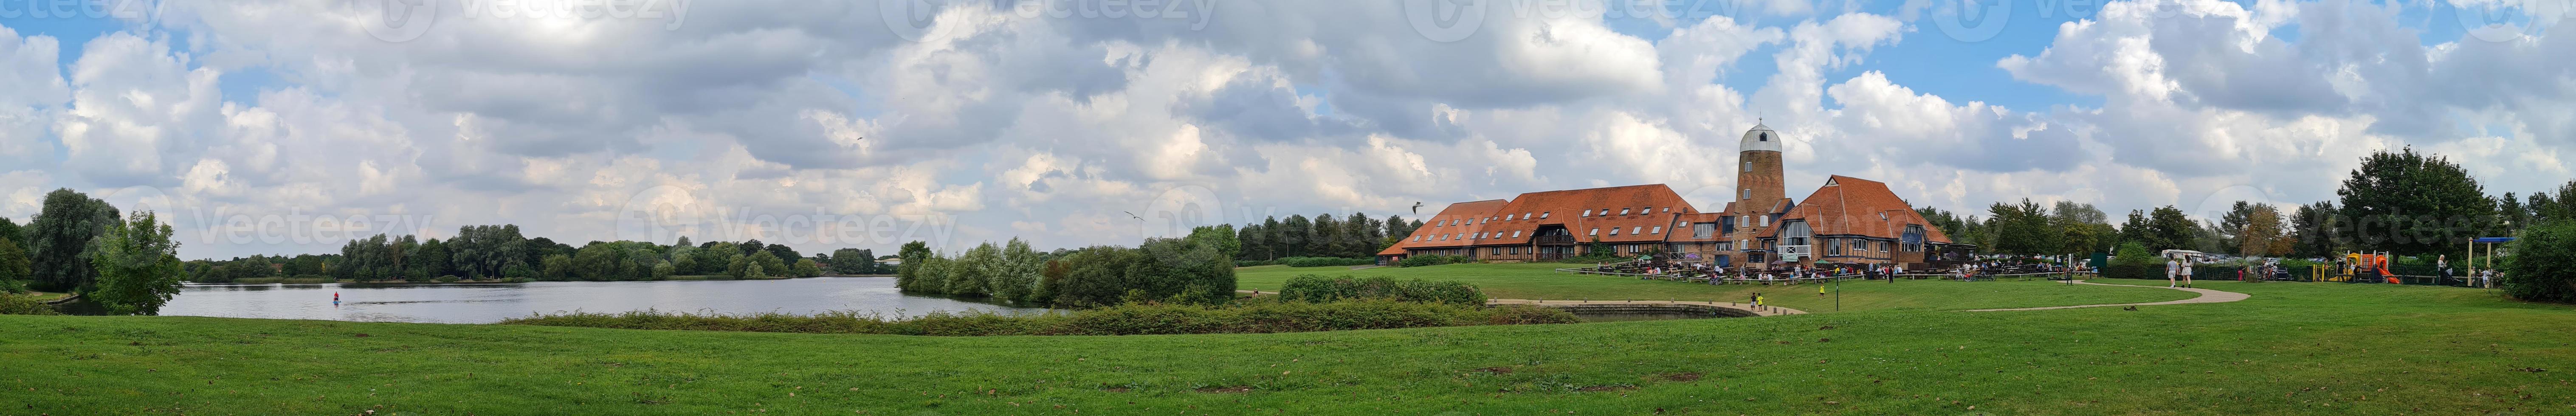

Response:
(333, 292), (340, 307)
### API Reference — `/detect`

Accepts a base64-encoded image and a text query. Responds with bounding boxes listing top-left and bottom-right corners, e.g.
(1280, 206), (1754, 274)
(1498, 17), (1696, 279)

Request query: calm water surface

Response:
(158, 277), (1043, 323)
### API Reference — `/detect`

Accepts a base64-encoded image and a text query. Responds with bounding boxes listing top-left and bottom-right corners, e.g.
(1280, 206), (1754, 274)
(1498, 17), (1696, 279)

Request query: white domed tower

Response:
(1737, 120), (1785, 206)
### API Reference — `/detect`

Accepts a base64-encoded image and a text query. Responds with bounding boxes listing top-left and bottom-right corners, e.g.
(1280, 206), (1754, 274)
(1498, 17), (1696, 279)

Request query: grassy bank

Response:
(1238, 263), (2195, 311)
(5, 281), (2570, 414)
(499, 300), (1577, 336)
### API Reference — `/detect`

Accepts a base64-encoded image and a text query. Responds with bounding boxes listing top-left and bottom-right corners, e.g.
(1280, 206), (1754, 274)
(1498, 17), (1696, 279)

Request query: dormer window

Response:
(1540, 212), (1550, 219)
(1609, 228), (1621, 236)
(1588, 228), (1599, 236)
(1579, 210), (1590, 217)
(1619, 208), (1631, 215)
(1760, 132), (1769, 141)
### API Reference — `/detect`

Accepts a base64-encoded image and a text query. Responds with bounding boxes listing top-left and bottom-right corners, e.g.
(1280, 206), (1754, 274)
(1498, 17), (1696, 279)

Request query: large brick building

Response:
(1375, 122), (1962, 268)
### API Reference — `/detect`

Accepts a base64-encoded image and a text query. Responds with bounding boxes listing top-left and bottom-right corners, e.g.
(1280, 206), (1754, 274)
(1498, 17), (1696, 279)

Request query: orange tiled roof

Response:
(1770, 175), (1954, 243)
(1381, 184), (1700, 255)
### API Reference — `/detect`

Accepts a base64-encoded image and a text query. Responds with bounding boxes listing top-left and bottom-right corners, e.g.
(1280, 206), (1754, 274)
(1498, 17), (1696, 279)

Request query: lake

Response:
(151, 277), (1046, 323)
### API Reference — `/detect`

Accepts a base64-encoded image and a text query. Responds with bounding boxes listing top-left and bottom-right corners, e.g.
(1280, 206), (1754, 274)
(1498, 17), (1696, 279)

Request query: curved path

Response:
(1959, 280), (2250, 312)
(1235, 290), (1807, 316)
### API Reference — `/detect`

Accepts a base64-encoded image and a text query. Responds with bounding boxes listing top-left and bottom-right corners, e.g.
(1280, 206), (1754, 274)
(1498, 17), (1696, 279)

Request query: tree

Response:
(992, 239), (1041, 304)
(790, 259), (821, 278)
(2237, 204), (2295, 257)
(765, 244), (802, 265)
(750, 251), (787, 279)
(1278, 215), (1312, 258)
(573, 244), (619, 281)
(2337, 147), (2497, 256)
(944, 242), (999, 295)
(26, 188), (120, 292)
(895, 241), (931, 290)
(1982, 199), (2056, 255)
(1186, 225), (1241, 260)
(829, 248), (875, 274)
(1236, 223), (1270, 262)
(1311, 213), (1343, 258)
(0, 237), (31, 290)
(2147, 206), (2196, 252)
(88, 211), (184, 315)
(2503, 219), (2576, 303)
(2291, 201), (2339, 258)
(539, 254), (575, 281)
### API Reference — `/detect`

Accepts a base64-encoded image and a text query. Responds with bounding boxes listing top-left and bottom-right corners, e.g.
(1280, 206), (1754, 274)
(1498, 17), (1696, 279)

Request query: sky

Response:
(0, 0), (2571, 259)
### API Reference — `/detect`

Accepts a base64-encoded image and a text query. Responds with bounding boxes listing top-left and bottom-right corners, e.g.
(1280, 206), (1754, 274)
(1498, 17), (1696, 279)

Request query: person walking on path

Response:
(2166, 257), (2181, 288)
(2189, 261), (2201, 288)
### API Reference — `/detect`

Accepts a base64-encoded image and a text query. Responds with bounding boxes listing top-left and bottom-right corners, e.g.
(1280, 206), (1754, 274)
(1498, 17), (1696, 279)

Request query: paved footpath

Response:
(1235, 290), (1809, 315)
(1959, 280), (2251, 312)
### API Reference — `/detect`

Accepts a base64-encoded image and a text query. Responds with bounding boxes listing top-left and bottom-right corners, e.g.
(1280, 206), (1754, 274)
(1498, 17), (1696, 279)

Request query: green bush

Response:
(500, 299), (1578, 336)
(1397, 254), (1473, 267)
(2504, 220), (2576, 303)
(1277, 257), (1374, 267)
(0, 294), (57, 315)
(1276, 275), (1486, 305)
(433, 275), (462, 283)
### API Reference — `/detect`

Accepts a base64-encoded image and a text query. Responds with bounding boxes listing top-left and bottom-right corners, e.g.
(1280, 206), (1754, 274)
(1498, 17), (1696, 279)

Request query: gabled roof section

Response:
(1380, 199), (1510, 255)
(1381, 184), (1702, 254)
(1773, 175), (1954, 244)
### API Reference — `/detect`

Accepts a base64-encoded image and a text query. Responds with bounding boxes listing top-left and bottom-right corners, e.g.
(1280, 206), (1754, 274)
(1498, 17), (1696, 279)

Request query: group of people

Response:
(1596, 261), (1933, 285)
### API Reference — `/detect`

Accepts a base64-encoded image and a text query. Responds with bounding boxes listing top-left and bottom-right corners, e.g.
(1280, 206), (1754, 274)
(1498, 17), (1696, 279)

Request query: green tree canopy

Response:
(88, 211), (184, 315)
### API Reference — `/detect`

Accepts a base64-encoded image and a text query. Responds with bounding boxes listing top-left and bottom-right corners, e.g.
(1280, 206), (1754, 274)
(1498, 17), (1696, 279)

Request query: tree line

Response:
(1925, 147), (2576, 261)
(0, 189), (187, 315)
(1231, 213), (1423, 261)
(896, 229), (1237, 308)
(188, 233), (900, 283)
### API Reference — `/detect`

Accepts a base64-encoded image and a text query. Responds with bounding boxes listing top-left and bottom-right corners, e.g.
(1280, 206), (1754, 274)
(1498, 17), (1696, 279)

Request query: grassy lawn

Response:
(4, 280), (2570, 414)
(1239, 263), (2198, 312)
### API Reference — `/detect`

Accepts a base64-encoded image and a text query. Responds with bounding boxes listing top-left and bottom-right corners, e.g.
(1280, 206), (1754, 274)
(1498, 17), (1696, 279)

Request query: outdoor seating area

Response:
(1562, 259), (2088, 285)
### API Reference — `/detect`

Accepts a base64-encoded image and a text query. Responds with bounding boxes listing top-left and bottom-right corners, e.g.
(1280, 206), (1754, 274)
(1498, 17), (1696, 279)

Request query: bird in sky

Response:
(1410, 202), (1424, 214)
(1122, 211), (1142, 221)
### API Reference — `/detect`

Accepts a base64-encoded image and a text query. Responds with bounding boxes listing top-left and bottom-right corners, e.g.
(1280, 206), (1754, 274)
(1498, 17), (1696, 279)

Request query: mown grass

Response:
(499, 299), (1578, 336)
(1238, 263), (2196, 311)
(3, 280), (2569, 414)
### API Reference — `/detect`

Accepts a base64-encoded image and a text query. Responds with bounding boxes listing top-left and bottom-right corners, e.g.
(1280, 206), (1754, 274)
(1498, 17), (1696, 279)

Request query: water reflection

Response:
(147, 277), (1044, 323)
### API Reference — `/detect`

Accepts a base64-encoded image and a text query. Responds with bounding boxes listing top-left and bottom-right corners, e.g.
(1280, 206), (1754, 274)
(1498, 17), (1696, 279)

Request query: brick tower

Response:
(1737, 120), (1785, 209)
(1723, 120), (1788, 265)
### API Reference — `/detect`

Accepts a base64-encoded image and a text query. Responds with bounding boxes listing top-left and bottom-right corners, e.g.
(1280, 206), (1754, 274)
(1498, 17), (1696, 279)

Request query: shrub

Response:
(501, 299), (1579, 336)
(1277, 257), (1373, 267)
(433, 275), (462, 283)
(1398, 255), (1473, 267)
(1277, 275), (1487, 305)
(2504, 220), (2576, 303)
(0, 293), (57, 315)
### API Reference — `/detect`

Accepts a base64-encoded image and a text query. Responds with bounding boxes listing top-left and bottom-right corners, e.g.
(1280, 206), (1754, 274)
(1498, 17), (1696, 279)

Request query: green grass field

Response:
(8, 278), (2570, 414)
(1238, 263), (2198, 311)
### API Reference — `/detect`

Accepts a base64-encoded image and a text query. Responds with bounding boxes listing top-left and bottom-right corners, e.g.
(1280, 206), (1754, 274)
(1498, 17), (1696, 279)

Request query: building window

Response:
(1620, 208), (1631, 215)
(1589, 228), (1599, 236)
(1743, 161), (1753, 172)
(1540, 212), (1550, 219)
(1511, 230), (1522, 238)
(1742, 189), (1751, 200)
(1631, 227), (1643, 234)
(1652, 226), (1663, 234)
(1693, 223), (1715, 238)
(1759, 216), (1770, 227)
(1609, 228), (1621, 236)
(1580, 210), (1590, 217)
